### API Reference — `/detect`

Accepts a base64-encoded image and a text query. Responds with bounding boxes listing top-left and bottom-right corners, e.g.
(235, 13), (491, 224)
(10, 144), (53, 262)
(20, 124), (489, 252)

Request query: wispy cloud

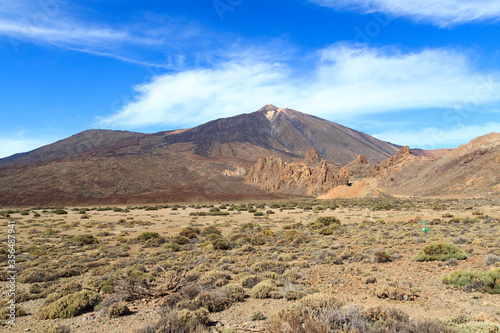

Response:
(0, 0), (200, 67)
(309, 0), (500, 26)
(373, 123), (500, 149)
(99, 44), (500, 133)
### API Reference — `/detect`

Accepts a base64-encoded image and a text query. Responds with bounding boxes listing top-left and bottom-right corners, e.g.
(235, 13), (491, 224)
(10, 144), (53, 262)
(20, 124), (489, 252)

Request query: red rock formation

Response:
(245, 149), (349, 196)
(367, 146), (414, 178)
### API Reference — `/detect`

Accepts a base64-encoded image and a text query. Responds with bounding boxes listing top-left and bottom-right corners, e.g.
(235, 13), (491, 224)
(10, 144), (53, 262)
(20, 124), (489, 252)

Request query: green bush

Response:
(414, 243), (467, 262)
(45, 282), (82, 303)
(194, 292), (230, 312)
(442, 268), (500, 294)
(29, 283), (42, 294)
(69, 234), (98, 246)
(171, 235), (189, 245)
(212, 238), (230, 250)
(38, 290), (100, 319)
(201, 226), (221, 236)
(143, 308), (209, 332)
(250, 281), (278, 299)
(179, 227), (200, 239)
(309, 216), (341, 230)
(0, 305), (27, 319)
(163, 243), (181, 252)
(107, 301), (130, 318)
(222, 284), (246, 302)
(284, 289), (307, 301)
(134, 232), (161, 242)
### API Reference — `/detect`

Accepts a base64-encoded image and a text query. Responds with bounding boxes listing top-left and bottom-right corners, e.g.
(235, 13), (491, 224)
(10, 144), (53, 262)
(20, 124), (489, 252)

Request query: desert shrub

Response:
(282, 268), (302, 282)
(485, 254), (500, 266)
(107, 301), (130, 318)
(442, 258), (460, 267)
(137, 308), (209, 333)
(113, 269), (154, 300)
(0, 305), (27, 320)
(194, 292), (230, 312)
(222, 284), (246, 302)
(43, 325), (72, 333)
(442, 268), (500, 294)
(134, 232), (161, 242)
(299, 294), (342, 309)
(414, 242), (467, 262)
(198, 271), (230, 287)
(180, 284), (202, 300)
(55, 209), (68, 215)
(171, 235), (189, 245)
(45, 282), (82, 304)
(249, 311), (267, 321)
(99, 269), (153, 299)
(179, 228), (200, 239)
(461, 217), (479, 224)
(374, 250), (391, 263)
(375, 281), (418, 301)
(163, 243), (181, 252)
(364, 276), (377, 284)
(452, 237), (469, 245)
(241, 275), (261, 289)
(251, 281), (278, 299)
(19, 267), (81, 283)
(29, 283), (42, 294)
(38, 290), (100, 319)
(309, 216), (341, 230)
(284, 289), (307, 301)
(69, 234), (98, 246)
(251, 260), (286, 273)
(201, 226), (221, 236)
(266, 306), (370, 333)
(212, 238), (230, 250)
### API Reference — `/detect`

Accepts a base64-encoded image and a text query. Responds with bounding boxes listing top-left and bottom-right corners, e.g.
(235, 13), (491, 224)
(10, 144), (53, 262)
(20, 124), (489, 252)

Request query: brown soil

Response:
(1, 198), (499, 332)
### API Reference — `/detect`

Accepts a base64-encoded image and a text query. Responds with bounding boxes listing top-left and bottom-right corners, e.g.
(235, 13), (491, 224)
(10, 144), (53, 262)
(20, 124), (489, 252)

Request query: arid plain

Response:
(1, 198), (499, 332)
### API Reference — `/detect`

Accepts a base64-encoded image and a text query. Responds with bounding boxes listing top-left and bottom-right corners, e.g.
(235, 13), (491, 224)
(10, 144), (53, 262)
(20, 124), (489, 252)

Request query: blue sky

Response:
(1, 0), (500, 158)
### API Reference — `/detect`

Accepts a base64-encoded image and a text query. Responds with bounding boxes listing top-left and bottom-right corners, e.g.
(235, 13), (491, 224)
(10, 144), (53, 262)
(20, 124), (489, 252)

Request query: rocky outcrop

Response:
(367, 146), (414, 178)
(344, 154), (371, 180)
(245, 149), (349, 196)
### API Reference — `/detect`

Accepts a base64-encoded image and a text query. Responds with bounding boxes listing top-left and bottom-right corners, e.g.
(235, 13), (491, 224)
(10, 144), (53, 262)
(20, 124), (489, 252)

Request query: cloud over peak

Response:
(99, 44), (500, 130)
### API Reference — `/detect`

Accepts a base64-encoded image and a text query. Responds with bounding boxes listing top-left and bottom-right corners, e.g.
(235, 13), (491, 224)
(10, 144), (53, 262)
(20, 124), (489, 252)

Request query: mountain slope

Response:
(379, 133), (500, 197)
(0, 105), (403, 205)
(320, 133), (500, 199)
(160, 105), (401, 165)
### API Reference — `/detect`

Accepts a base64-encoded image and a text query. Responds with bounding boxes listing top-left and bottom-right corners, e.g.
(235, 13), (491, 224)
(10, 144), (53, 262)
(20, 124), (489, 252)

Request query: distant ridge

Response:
(0, 105), (404, 205)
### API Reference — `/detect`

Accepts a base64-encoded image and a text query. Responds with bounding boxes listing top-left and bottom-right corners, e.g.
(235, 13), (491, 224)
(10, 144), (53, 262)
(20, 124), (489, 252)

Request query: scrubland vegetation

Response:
(0, 197), (499, 332)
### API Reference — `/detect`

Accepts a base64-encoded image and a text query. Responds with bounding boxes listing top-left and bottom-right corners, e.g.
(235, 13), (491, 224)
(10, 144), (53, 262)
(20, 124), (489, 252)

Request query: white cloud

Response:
(373, 123), (500, 149)
(99, 44), (500, 130)
(309, 0), (500, 26)
(0, 0), (194, 67)
(0, 137), (52, 159)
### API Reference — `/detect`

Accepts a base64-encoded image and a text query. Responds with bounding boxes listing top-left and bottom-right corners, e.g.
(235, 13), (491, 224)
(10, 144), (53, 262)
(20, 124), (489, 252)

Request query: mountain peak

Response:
(257, 104), (279, 112)
(257, 104), (288, 121)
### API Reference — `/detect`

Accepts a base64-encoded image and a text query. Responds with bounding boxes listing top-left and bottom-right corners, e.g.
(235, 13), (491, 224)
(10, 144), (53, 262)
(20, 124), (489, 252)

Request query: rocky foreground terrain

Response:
(1, 198), (499, 332)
